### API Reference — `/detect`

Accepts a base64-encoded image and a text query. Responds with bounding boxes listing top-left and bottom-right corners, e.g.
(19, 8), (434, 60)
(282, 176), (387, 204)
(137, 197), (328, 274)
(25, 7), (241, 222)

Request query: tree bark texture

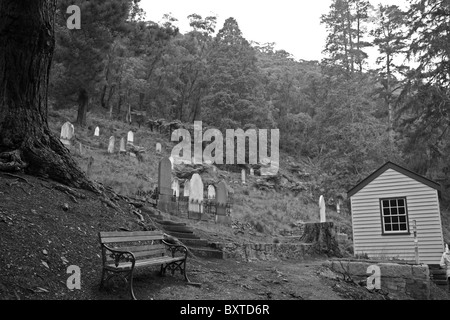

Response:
(0, 0), (96, 191)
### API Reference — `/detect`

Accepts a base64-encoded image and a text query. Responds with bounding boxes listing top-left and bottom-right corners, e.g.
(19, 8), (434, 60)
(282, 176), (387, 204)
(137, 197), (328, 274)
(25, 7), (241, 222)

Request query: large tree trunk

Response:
(76, 88), (88, 126)
(0, 0), (97, 192)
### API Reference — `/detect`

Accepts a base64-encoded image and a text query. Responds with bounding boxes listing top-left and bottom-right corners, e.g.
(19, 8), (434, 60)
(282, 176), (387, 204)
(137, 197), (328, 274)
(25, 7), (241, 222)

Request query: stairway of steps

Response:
(429, 264), (449, 291)
(142, 208), (224, 259)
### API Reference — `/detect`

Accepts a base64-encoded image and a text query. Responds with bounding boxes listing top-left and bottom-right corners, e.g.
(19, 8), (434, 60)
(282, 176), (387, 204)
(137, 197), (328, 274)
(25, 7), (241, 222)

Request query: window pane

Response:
(399, 216), (406, 223)
(390, 199), (397, 207)
(382, 200), (389, 207)
(391, 208), (398, 215)
(385, 224), (392, 231)
(399, 223), (407, 230)
(392, 224), (399, 231)
(398, 199), (405, 207)
(392, 216), (399, 223)
(398, 207), (405, 215)
(383, 208), (390, 216)
(384, 217), (391, 224)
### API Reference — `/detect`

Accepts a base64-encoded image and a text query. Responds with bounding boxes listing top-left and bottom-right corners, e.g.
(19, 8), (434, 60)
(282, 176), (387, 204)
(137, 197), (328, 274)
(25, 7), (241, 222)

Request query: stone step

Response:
(179, 238), (209, 247)
(156, 220), (187, 226)
(166, 231), (200, 239)
(157, 223), (193, 233)
(189, 246), (224, 259)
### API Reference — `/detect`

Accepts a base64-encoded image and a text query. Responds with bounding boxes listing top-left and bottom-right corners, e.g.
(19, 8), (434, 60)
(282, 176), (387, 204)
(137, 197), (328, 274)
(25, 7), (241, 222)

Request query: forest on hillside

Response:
(50, 0), (450, 200)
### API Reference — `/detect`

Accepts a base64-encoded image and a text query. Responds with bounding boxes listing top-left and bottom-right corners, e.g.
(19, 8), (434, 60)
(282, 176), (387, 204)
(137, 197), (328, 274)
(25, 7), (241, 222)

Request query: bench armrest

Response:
(162, 240), (188, 260)
(101, 243), (136, 268)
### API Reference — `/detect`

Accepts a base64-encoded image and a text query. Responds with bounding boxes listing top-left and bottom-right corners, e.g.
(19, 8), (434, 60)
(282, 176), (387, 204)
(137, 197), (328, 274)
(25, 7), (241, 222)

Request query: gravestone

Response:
(119, 137), (126, 153)
(183, 179), (190, 197)
(107, 136), (115, 154)
(319, 195), (326, 223)
(94, 126), (99, 137)
(241, 169), (246, 184)
(215, 181), (231, 225)
(250, 168), (254, 176)
(336, 202), (341, 215)
(188, 173), (204, 220)
(156, 143), (162, 154)
(157, 157), (173, 213)
(60, 121), (74, 146)
(172, 179), (180, 197)
(169, 156), (174, 169)
(127, 130), (134, 145)
(207, 185), (216, 199)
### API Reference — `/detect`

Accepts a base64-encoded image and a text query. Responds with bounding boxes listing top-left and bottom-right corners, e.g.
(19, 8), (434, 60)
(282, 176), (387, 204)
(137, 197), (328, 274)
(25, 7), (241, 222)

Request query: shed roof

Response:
(347, 161), (441, 198)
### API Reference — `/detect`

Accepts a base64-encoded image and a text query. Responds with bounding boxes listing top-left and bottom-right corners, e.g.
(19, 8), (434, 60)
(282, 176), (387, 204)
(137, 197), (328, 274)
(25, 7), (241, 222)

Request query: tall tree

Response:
(0, 0), (95, 190)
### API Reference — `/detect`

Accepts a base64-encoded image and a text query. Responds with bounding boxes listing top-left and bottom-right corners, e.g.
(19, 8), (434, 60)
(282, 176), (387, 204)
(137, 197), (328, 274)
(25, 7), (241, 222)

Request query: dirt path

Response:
(95, 257), (352, 300)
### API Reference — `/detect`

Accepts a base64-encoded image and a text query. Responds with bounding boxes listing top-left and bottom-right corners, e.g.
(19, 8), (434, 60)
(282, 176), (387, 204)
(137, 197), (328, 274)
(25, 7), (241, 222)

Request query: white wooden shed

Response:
(347, 161), (444, 264)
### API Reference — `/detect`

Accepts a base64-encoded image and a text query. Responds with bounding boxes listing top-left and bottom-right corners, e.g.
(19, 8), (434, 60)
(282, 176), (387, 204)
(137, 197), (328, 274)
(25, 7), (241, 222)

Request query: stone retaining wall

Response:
(323, 259), (431, 300)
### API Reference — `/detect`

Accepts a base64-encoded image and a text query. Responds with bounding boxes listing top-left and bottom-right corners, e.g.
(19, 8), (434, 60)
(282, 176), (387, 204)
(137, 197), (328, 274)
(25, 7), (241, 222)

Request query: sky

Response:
(140, 0), (410, 63)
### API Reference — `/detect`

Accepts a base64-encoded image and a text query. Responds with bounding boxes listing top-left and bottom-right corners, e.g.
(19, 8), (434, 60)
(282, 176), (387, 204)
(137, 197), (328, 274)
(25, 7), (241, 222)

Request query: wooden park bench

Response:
(98, 230), (191, 300)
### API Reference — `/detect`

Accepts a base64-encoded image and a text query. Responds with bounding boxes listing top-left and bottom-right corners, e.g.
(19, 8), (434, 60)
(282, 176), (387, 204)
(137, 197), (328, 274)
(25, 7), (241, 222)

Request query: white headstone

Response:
(250, 168), (254, 176)
(319, 195), (326, 222)
(108, 136), (115, 154)
(169, 156), (174, 169)
(189, 173), (203, 213)
(241, 169), (246, 184)
(207, 185), (216, 199)
(119, 137), (126, 153)
(183, 179), (190, 197)
(127, 131), (134, 144)
(336, 202), (341, 214)
(172, 179), (180, 197)
(156, 142), (162, 153)
(94, 126), (99, 137)
(60, 121), (74, 146)
(446, 243), (449, 254)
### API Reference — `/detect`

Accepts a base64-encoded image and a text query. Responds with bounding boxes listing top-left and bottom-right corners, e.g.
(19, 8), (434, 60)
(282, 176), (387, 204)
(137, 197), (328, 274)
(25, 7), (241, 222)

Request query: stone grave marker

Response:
(189, 173), (204, 220)
(207, 185), (216, 199)
(60, 121), (74, 146)
(215, 181), (231, 225)
(156, 143), (162, 154)
(107, 136), (115, 154)
(319, 195), (326, 222)
(119, 137), (126, 153)
(172, 179), (180, 197)
(250, 168), (254, 176)
(241, 169), (246, 184)
(94, 126), (99, 137)
(183, 179), (190, 197)
(169, 156), (174, 169)
(157, 157), (173, 213)
(127, 130), (134, 145)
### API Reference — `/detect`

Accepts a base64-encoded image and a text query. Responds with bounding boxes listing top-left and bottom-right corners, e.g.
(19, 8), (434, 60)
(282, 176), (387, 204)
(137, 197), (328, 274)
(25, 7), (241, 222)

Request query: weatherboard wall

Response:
(350, 168), (444, 265)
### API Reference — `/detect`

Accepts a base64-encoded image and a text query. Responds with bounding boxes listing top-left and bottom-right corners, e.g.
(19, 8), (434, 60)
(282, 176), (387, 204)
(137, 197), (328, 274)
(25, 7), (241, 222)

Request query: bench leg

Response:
(99, 268), (106, 290)
(127, 270), (137, 301)
(182, 260), (190, 283)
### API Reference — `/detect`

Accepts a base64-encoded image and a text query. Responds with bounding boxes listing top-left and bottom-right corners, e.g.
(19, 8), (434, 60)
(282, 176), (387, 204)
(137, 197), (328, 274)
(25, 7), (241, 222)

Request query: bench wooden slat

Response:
(105, 248), (166, 261)
(100, 235), (164, 243)
(107, 244), (165, 254)
(105, 256), (184, 270)
(100, 230), (163, 238)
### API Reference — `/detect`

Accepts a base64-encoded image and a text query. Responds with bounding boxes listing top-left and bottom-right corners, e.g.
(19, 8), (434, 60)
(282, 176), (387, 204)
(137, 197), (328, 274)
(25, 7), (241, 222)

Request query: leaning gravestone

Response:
(60, 121), (74, 146)
(319, 195), (326, 222)
(215, 181), (231, 225)
(119, 137), (126, 153)
(183, 179), (190, 197)
(188, 173), (204, 220)
(207, 185), (216, 199)
(172, 179), (180, 197)
(107, 136), (115, 154)
(157, 157), (173, 213)
(156, 143), (162, 154)
(94, 126), (99, 137)
(127, 130), (134, 145)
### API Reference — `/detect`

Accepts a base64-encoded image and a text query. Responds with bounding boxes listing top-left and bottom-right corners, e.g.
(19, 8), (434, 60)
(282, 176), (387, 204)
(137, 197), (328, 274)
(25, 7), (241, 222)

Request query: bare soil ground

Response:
(0, 173), (448, 301)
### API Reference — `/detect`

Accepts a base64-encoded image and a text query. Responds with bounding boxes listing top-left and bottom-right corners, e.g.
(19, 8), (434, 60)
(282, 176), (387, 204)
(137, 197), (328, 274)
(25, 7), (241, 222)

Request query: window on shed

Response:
(380, 198), (409, 234)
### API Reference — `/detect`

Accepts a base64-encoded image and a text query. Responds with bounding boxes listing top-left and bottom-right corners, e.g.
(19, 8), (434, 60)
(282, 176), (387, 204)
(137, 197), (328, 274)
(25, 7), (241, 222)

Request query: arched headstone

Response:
(94, 126), (99, 137)
(156, 142), (162, 154)
(127, 131), (134, 145)
(119, 137), (126, 153)
(207, 185), (216, 199)
(250, 168), (254, 176)
(189, 173), (204, 219)
(60, 121), (74, 146)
